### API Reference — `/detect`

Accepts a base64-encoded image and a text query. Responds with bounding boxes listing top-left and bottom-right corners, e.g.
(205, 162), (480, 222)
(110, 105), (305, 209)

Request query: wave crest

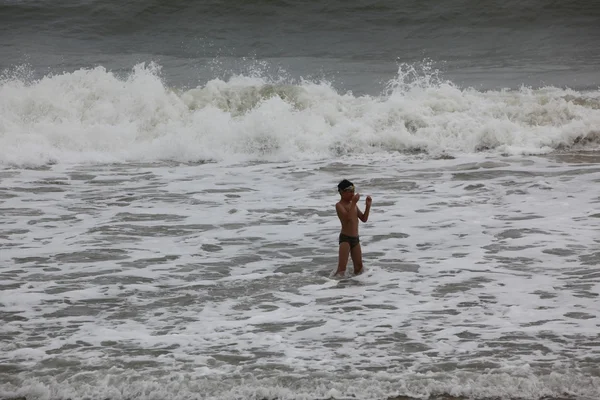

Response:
(1, 62), (599, 166)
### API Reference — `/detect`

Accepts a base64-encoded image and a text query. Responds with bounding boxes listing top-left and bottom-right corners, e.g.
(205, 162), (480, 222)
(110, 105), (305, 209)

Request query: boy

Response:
(334, 179), (372, 277)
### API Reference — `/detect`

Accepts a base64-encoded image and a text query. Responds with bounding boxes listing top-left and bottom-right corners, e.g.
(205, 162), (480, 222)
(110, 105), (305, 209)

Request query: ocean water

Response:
(1, 1), (600, 400)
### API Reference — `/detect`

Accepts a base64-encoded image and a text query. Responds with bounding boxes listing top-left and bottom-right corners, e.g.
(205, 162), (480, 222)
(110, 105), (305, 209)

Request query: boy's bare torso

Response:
(336, 200), (360, 236)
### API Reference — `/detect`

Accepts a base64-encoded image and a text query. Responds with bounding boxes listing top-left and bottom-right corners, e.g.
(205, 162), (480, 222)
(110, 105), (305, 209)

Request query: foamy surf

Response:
(1, 372), (598, 400)
(2, 154), (599, 400)
(1, 62), (600, 167)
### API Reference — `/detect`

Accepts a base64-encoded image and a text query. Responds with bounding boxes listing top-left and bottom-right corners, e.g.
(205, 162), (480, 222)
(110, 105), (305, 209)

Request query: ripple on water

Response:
(54, 249), (129, 263)
(88, 224), (217, 237)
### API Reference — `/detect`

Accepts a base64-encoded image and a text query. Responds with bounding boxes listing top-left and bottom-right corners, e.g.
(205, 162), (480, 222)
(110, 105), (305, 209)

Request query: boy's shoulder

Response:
(336, 200), (353, 211)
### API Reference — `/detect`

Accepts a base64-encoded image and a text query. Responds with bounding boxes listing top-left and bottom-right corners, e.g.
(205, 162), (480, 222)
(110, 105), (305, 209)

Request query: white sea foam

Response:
(1, 63), (600, 167)
(1, 153), (599, 399)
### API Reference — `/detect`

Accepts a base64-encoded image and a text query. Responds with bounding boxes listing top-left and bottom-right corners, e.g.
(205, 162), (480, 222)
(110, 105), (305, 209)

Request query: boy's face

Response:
(340, 186), (355, 199)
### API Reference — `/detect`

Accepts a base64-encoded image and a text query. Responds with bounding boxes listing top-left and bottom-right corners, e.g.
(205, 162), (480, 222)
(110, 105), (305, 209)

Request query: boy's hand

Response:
(352, 193), (360, 203)
(366, 196), (372, 207)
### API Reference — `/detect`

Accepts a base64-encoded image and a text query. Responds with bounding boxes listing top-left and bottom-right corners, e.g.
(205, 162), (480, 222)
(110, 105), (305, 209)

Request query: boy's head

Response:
(338, 179), (355, 194)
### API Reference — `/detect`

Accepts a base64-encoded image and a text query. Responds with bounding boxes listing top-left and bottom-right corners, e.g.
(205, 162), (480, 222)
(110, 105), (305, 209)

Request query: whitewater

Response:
(1, 63), (599, 167)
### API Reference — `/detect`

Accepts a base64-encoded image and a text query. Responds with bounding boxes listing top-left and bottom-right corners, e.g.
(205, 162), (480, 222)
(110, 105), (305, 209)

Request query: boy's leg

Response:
(335, 242), (351, 276)
(350, 243), (364, 275)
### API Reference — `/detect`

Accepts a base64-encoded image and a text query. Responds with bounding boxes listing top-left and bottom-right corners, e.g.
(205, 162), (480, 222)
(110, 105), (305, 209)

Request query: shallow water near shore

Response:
(1, 152), (599, 400)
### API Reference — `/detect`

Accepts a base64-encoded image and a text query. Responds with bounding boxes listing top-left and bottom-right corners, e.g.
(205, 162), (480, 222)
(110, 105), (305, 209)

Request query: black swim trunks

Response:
(339, 233), (360, 249)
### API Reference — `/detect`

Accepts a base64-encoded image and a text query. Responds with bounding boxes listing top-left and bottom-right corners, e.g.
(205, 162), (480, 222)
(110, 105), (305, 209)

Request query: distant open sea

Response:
(1, 1), (599, 400)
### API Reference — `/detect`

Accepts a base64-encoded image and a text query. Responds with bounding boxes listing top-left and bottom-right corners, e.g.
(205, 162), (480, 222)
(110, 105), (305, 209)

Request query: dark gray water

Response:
(2, 0), (600, 92)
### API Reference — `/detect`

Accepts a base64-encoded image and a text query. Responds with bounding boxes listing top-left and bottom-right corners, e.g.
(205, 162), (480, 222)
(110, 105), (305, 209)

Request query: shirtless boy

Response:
(334, 179), (372, 277)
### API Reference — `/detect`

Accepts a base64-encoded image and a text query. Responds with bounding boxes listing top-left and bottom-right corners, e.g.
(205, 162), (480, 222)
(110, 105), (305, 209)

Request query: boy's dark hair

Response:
(337, 179), (354, 192)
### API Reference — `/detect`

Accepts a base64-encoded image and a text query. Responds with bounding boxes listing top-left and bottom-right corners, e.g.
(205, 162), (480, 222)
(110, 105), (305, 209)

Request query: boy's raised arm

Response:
(359, 196), (372, 222)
